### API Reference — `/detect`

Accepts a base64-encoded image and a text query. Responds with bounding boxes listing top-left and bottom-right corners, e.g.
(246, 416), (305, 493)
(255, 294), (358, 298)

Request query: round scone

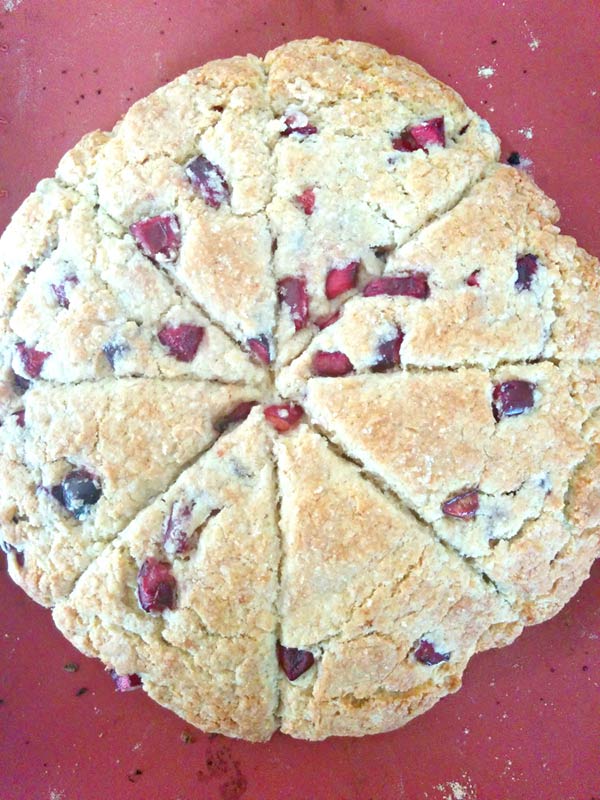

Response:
(1, 37), (599, 742)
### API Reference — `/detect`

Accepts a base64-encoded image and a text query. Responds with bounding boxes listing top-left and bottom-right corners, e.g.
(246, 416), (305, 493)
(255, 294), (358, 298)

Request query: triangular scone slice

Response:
(265, 37), (499, 362)
(0, 182), (264, 386)
(276, 167), (573, 396)
(0, 379), (261, 606)
(275, 424), (518, 739)
(304, 364), (594, 623)
(53, 410), (279, 742)
(56, 58), (278, 359)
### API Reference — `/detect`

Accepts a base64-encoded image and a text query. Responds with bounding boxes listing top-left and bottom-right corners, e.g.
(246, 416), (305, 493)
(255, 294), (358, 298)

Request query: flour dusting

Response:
(3, 0), (25, 10)
(518, 126), (534, 140)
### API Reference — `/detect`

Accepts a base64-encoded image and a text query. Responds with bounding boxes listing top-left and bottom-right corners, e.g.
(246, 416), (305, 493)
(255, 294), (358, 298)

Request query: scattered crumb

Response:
(435, 778), (479, 800)
(49, 791), (64, 800)
(477, 65), (496, 78)
(524, 21), (541, 50)
(2, 0), (25, 10)
(181, 729), (195, 744)
(518, 126), (534, 139)
(63, 662), (79, 672)
(75, 687), (88, 696)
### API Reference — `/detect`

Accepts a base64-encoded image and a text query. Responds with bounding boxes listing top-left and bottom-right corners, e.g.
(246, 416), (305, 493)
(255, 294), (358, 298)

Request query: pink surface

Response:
(1, 2), (599, 798)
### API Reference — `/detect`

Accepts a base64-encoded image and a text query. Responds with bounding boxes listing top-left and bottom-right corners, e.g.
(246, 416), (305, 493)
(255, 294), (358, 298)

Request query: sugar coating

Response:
(1, 37), (599, 741)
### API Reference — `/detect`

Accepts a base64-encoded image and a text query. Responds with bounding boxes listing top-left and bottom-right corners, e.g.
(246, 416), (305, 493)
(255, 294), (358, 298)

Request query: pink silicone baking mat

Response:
(1, 2), (599, 798)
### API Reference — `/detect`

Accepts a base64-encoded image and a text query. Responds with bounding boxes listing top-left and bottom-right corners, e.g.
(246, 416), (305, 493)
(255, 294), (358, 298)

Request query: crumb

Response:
(507, 151), (521, 165)
(64, 662), (79, 672)
(477, 66), (496, 78)
(75, 687), (88, 696)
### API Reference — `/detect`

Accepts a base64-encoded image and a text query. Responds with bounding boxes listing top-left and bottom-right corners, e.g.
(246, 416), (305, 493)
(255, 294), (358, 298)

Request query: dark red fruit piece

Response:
(282, 110), (318, 137)
(372, 328), (404, 372)
(295, 188), (315, 215)
(492, 380), (536, 421)
(51, 275), (79, 309)
(363, 273), (430, 299)
(314, 309), (341, 330)
(163, 501), (193, 555)
(215, 401), (257, 433)
(130, 214), (181, 262)
(278, 277), (309, 331)
(276, 642), (315, 681)
(137, 557), (176, 613)
(263, 403), (304, 432)
(325, 261), (360, 300)
(466, 270), (480, 287)
(515, 254), (538, 291)
(312, 350), (353, 377)
(16, 343), (51, 378)
(51, 469), (102, 520)
(414, 639), (450, 666)
(13, 372), (30, 394)
(102, 341), (129, 369)
(442, 489), (479, 519)
(12, 409), (25, 428)
(110, 670), (142, 692)
(0, 541), (24, 567)
(157, 324), (204, 362)
(392, 117), (446, 153)
(247, 335), (271, 365)
(185, 155), (230, 209)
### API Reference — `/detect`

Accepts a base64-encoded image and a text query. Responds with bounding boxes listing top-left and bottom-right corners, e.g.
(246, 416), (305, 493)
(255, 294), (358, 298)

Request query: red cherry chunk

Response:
(363, 273), (430, 299)
(277, 642), (315, 681)
(278, 277), (309, 331)
(295, 188), (315, 215)
(247, 335), (272, 365)
(110, 670), (142, 692)
(372, 328), (403, 372)
(264, 403), (304, 432)
(515, 254), (538, 291)
(52, 275), (79, 309)
(130, 214), (181, 262)
(442, 489), (479, 519)
(414, 639), (450, 666)
(157, 324), (204, 362)
(185, 155), (230, 209)
(16, 343), (50, 378)
(325, 261), (359, 300)
(215, 400), (256, 433)
(163, 501), (194, 555)
(492, 380), (536, 421)
(13, 409), (25, 428)
(312, 350), (353, 377)
(466, 270), (480, 287)
(137, 557), (176, 613)
(314, 309), (341, 330)
(282, 110), (318, 137)
(392, 117), (446, 152)
(215, 401), (257, 433)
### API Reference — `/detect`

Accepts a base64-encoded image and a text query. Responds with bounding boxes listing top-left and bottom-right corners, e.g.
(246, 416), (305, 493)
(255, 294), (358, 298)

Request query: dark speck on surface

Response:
(75, 687), (88, 696)
(93, 67), (99, 74)
(61, 69), (67, 74)
(523, 69), (528, 74)
(96, 88), (102, 95)
(582, 665), (589, 672)
(127, 769), (143, 783)
(491, 38), (498, 44)
(79, 93), (85, 100)
(64, 662), (79, 672)
(507, 151), (521, 165)
(160, 29), (165, 35)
